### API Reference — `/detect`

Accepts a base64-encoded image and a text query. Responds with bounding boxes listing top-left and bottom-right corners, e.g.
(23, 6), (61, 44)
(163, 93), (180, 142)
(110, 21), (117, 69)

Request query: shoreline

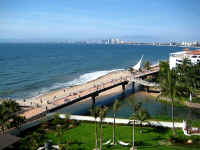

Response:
(15, 65), (160, 120)
(18, 69), (132, 119)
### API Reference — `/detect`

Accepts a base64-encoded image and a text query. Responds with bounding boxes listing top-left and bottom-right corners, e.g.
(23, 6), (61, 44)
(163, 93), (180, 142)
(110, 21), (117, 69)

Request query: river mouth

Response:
(52, 84), (200, 121)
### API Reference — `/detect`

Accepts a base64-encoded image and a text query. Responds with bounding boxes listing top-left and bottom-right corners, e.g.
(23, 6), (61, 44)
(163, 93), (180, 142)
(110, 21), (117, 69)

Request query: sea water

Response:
(0, 43), (194, 99)
(1, 43), (199, 119)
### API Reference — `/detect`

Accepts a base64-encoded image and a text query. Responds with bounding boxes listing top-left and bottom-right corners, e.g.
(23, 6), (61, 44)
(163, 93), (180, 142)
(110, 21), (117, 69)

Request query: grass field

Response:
(45, 122), (200, 150)
(7, 120), (200, 150)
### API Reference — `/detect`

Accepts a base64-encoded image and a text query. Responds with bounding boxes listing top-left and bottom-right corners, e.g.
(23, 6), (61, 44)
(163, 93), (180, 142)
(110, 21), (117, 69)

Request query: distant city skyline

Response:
(1, 0), (200, 42)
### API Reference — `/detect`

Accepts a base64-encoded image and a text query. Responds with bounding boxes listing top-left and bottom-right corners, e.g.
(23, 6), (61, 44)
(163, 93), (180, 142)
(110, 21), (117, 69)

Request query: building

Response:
(102, 38), (122, 44)
(180, 41), (199, 47)
(169, 48), (200, 69)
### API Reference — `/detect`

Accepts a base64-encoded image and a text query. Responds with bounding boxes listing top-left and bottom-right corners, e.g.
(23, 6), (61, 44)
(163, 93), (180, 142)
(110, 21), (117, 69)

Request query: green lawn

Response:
(44, 122), (200, 150)
(8, 121), (200, 150)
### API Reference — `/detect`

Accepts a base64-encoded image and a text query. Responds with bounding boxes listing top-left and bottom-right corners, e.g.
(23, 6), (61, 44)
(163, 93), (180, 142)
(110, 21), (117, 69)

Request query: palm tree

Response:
(56, 126), (68, 150)
(176, 58), (196, 97)
(158, 62), (177, 135)
(178, 58), (191, 73)
(90, 107), (100, 150)
(29, 132), (43, 150)
(64, 113), (70, 129)
(129, 114), (135, 149)
(52, 113), (64, 126)
(13, 115), (25, 133)
(0, 99), (21, 135)
(112, 99), (120, 145)
(99, 105), (108, 150)
(128, 98), (138, 149)
(144, 61), (151, 70)
(131, 105), (150, 133)
(0, 104), (9, 135)
(136, 108), (150, 127)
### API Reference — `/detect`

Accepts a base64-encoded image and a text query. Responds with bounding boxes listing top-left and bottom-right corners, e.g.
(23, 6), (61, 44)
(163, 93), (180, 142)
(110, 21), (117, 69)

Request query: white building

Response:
(169, 48), (200, 69)
(181, 41), (199, 47)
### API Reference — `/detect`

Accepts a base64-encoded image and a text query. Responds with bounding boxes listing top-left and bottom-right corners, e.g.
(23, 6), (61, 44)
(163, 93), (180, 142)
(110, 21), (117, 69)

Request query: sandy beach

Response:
(18, 70), (132, 119)
(16, 65), (160, 119)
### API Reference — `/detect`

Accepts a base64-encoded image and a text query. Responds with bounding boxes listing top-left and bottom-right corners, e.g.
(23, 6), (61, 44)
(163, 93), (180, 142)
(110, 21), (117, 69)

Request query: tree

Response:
(131, 105), (150, 133)
(128, 98), (138, 149)
(0, 99), (21, 135)
(112, 99), (120, 145)
(0, 104), (9, 135)
(90, 107), (100, 150)
(64, 113), (71, 129)
(144, 61), (151, 70)
(99, 106), (108, 150)
(176, 58), (196, 97)
(159, 60), (200, 135)
(158, 62), (177, 135)
(20, 132), (44, 150)
(52, 113), (64, 126)
(136, 108), (150, 127)
(177, 58), (191, 74)
(56, 126), (68, 150)
(13, 115), (25, 133)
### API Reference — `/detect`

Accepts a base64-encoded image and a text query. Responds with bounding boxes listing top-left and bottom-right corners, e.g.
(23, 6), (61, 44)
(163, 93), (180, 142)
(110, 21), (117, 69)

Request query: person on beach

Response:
(46, 106), (48, 113)
(40, 98), (42, 104)
(23, 99), (26, 105)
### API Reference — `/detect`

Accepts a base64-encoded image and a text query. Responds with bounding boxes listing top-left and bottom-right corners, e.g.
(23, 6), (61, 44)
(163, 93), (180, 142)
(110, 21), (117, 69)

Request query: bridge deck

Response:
(129, 77), (159, 87)
(22, 66), (160, 121)
(49, 81), (128, 112)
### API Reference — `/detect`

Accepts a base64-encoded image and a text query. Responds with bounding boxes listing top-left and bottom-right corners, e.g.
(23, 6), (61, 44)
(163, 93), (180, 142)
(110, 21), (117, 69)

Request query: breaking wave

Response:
(26, 69), (123, 99)
(65, 69), (123, 86)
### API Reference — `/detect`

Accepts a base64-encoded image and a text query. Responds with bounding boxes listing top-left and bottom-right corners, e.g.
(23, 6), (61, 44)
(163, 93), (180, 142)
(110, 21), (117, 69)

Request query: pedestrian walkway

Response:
(59, 114), (183, 128)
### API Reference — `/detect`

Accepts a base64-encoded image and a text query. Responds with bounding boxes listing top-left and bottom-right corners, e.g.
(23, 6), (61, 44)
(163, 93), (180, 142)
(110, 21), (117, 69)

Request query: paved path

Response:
(59, 114), (183, 128)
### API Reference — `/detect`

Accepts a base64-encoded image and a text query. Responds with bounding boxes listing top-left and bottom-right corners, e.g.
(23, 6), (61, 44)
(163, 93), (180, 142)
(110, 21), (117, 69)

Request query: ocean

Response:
(0, 43), (193, 99)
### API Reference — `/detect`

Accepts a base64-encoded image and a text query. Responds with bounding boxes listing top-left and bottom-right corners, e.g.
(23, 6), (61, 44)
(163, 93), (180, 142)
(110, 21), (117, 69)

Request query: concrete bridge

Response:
(46, 67), (160, 114)
(21, 66), (160, 121)
(25, 80), (129, 121)
(49, 67), (160, 112)
(128, 66), (160, 87)
(130, 77), (159, 87)
(48, 81), (129, 113)
(134, 67), (159, 78)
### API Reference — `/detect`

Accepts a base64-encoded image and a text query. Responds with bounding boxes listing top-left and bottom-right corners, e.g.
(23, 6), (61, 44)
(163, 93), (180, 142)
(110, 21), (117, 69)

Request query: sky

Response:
(1, 0), (200, 42)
